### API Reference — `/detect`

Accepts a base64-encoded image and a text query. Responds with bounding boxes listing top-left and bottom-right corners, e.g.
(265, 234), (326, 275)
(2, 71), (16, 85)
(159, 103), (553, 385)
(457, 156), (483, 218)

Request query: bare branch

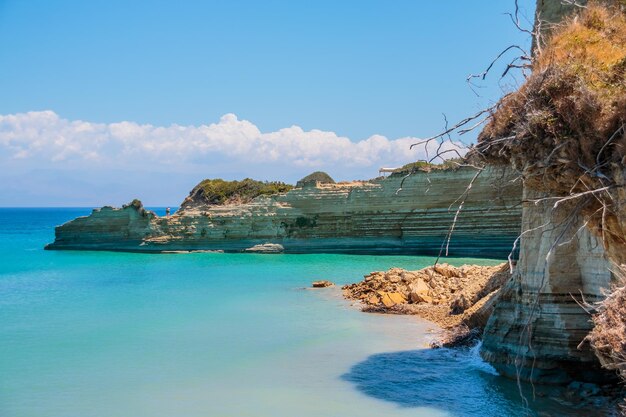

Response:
(467, 45), (530, 83)
(410, 108), (495, 149)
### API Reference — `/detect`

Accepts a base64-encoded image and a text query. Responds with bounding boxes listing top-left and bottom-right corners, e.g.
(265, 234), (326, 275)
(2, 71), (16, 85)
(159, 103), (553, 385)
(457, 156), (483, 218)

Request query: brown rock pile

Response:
(342, 263), (511, 330)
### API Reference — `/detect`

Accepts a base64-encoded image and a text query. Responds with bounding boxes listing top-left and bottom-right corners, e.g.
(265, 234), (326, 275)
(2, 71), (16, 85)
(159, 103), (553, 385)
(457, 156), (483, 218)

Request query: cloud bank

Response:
(0, 111), (466, 205)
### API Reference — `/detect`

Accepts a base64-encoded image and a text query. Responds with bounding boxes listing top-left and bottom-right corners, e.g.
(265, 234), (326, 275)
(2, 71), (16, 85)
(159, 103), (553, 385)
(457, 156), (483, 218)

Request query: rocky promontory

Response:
(46, 167), (522, 257)
(343, 263), (511, 334)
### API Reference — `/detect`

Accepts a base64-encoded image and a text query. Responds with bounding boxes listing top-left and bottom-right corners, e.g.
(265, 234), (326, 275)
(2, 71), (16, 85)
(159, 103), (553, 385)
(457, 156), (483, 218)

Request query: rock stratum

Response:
(481, 190), (614, 384)
(475, 1), (626, 386)
(46, 167), (522, 257)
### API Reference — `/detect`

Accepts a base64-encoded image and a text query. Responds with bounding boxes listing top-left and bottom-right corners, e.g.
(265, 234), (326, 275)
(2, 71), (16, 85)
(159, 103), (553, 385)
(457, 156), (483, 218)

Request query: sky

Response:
(0, 0), (535, 206)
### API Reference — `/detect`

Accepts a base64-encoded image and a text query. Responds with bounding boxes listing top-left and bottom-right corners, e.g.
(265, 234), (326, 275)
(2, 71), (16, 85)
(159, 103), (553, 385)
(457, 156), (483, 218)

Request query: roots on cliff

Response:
(477, 4), (626, 179)
(586, 265), (626, 381)
(472, 1), (626, 390)
(474, 3), (626, 260)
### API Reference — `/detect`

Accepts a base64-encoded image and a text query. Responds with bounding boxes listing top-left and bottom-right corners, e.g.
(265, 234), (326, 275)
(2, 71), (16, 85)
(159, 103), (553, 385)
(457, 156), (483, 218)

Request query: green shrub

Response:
(296, 171), (335, 187)
(388, 159), (462, 177)
(193, 178), (293, 205)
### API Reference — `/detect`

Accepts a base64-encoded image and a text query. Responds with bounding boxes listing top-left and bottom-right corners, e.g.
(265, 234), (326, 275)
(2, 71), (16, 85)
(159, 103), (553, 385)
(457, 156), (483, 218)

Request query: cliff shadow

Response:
(340, 345), (611, 417)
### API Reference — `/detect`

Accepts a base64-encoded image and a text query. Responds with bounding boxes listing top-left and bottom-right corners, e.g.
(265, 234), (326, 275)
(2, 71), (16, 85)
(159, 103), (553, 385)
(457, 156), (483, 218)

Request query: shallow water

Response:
(0, 208), (609, 417)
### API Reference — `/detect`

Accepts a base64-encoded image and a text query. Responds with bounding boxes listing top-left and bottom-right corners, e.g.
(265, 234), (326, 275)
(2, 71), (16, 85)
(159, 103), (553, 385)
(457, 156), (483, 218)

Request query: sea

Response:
(0, 208), (612, 417)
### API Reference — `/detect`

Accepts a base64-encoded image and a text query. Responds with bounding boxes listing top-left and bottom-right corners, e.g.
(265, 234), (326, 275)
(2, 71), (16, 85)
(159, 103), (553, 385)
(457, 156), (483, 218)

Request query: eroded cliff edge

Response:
(481, 190), (613, 384)
(46, 167), (522, 257)
(477, 1), (626, 385)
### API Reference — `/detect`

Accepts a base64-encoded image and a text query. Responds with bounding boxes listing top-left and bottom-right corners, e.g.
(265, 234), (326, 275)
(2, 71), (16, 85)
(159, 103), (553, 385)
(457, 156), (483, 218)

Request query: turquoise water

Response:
(0, 209), (608, 417)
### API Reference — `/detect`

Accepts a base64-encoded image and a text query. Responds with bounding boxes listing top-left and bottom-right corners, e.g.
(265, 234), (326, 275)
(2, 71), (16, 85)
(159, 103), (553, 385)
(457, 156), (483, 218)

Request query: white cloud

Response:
(0, 111), (466, 176)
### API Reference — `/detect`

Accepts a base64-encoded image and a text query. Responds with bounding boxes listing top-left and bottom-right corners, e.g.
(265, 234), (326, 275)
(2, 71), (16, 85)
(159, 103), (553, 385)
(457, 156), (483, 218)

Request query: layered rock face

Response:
(50, 202), (160, 250)
(481, 188), (613, 384)
(478, 0), (624, 385)
(605, 166), (626, 266)
(535, 0), (588, 30)
(47, 167), (522, 257)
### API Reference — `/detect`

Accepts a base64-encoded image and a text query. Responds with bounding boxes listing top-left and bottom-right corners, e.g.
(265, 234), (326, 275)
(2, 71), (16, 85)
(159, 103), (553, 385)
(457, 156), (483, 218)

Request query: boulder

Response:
(401, 271), (417, 282)
(412, 293), (433, 304)
(311, 280), (334, 288)
(367, 294), (380, 305)
(433, 263), (462, 278)
(377, 291), (407, 307)
(408, 279), (431, 303)
(387, 274), (401, 283)
(244, 243), (284, 254)
(450, 293), (472, 314)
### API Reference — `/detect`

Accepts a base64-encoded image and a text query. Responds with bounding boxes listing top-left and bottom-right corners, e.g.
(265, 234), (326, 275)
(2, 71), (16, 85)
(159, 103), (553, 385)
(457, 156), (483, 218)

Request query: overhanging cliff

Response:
(481, 189), (613, 384)
(478, 1), (625, 384)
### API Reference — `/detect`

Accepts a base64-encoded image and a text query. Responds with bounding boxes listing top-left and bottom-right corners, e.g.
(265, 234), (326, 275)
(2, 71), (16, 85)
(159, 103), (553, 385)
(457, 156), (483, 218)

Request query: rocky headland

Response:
(46, 166), (522, 257)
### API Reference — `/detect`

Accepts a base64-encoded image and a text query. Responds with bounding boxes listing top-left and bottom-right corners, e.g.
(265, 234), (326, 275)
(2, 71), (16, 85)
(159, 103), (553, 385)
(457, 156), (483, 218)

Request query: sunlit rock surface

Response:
(481, 188), (614, 384)
(46, 167), (522, 257)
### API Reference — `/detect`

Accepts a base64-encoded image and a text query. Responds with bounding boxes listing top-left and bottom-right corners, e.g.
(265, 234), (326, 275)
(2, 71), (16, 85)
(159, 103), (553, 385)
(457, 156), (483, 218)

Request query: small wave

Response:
(467, 341), (499, 376)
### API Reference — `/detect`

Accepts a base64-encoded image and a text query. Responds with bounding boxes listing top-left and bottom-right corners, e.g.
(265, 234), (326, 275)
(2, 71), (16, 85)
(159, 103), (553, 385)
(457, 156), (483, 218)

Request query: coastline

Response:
(44, 167), (522, 259)
(338, 261), (625, 413)
(342, 263), (510, 345)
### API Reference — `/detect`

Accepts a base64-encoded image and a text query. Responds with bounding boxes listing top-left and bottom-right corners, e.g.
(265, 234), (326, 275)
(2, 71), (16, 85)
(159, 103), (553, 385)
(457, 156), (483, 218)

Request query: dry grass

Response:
(473, 2), (626, 388)
(477, 3), (626, 194)
(586, 265), (626, 380)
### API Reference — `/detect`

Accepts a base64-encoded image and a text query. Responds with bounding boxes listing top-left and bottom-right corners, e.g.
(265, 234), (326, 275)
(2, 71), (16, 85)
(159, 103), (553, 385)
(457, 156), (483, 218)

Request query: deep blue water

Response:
(0, 208), (611, 417)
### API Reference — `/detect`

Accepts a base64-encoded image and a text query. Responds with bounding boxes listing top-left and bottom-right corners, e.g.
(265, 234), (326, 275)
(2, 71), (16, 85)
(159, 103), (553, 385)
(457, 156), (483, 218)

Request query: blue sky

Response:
(0, 0), (534, 206)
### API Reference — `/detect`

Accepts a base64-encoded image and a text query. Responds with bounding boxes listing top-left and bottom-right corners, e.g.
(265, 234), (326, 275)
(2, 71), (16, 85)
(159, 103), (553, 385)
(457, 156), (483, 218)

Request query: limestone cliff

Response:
(49, 200), (160, 250)
(46, 167), (522, 257)
(481, 189), (613, 384)
(478, 1), (625, 384)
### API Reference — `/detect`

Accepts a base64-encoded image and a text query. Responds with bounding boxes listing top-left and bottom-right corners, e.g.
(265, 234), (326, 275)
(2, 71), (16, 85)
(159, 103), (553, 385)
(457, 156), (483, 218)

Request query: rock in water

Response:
(244, 243), (284, 254)
(311, 280), (334, 288)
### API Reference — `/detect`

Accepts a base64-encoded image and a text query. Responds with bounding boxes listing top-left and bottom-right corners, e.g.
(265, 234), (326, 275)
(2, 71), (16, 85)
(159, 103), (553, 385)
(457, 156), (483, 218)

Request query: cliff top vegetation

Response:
(182, 178), (293, 208)
(388, 159), (462, 177)
(476, 3), (626, 194)
(296, 171), (335, 187)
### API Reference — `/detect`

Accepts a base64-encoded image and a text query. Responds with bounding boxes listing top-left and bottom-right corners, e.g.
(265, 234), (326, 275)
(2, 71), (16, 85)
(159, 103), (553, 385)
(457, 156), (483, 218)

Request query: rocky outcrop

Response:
(476, 1), (624, 385)
(343, 263), (511, 330)
(244, 243), (285, 254)
(311, 280), (334, 288)
(47, 200), (160, 250)
(481, 189), (614, 384)
(46, 167), (522, 257)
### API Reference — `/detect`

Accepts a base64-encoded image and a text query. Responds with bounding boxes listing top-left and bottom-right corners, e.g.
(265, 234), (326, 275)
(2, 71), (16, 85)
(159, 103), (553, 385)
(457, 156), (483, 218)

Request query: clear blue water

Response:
(0, 208), (609, 417)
